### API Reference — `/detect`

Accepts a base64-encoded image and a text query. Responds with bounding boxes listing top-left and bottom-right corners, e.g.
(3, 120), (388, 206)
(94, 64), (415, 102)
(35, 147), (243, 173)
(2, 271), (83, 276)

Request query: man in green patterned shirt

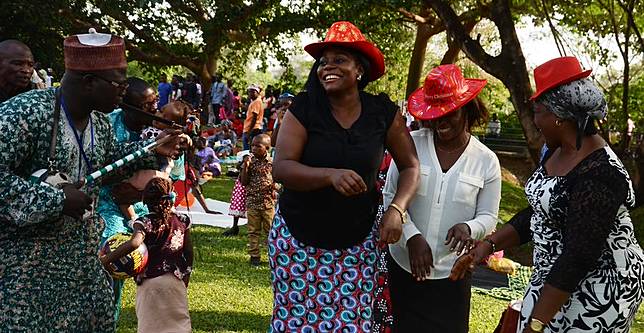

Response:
(0, 30), (185, 332)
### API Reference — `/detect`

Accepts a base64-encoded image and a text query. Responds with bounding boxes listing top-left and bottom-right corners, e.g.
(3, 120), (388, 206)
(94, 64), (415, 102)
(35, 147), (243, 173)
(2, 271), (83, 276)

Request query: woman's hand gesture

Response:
(445, 223), (473, 256)
(328, 169), (367, 197)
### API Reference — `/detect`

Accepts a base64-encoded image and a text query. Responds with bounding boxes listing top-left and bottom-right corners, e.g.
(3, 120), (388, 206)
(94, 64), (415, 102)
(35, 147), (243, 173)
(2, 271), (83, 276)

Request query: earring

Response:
(555, 119), (562, 126)
(357, 74), (363, 81)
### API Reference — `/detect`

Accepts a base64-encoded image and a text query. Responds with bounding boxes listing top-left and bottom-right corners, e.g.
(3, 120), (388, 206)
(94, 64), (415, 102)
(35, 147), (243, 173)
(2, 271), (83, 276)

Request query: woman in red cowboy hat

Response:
(271, 21), (420, 332)
(452, 56), (644, 333)
(384, 64), (501, 332)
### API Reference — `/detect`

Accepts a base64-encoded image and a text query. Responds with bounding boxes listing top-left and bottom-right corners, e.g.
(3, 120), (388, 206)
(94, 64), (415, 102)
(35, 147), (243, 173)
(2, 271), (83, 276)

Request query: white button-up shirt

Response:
(384, 128), (501, 279)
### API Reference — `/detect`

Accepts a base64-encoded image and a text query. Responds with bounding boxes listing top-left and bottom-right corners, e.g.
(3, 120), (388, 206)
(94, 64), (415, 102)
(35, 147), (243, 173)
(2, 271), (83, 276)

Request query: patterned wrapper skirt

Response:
(268, 209), (384, 333)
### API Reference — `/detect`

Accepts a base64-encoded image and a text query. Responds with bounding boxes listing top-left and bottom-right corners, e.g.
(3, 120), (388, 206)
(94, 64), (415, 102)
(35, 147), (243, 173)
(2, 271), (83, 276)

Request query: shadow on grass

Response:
(118, 307), (270, 332)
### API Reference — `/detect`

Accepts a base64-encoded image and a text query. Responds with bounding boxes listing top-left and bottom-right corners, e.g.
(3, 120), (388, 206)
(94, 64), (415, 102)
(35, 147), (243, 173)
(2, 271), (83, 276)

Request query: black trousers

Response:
(388, 255), (471, 333)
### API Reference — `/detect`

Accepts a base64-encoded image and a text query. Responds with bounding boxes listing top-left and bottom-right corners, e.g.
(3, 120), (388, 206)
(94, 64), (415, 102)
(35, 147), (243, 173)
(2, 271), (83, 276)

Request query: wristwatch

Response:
(388, 203), (407, 224)
(528, 317), (545, 332)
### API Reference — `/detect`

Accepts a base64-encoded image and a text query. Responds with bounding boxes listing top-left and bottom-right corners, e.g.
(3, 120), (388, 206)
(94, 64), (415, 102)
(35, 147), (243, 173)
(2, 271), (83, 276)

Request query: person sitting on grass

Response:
(100, 177), (193, 333)
(240, 134), (277, 266)
(211, 120), (237, 158)
(194, 136), (221, 177)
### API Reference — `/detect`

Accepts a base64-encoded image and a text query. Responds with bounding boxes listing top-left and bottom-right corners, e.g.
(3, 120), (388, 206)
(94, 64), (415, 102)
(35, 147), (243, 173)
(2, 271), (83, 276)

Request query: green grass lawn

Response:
(116, 177), (644, 332)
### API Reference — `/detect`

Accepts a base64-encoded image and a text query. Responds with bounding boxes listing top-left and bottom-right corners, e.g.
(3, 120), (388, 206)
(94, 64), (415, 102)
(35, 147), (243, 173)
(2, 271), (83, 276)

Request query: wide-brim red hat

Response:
(408, 64), (487, 121)
(304, 21), (385, 82)
(530, 56), (592, 101)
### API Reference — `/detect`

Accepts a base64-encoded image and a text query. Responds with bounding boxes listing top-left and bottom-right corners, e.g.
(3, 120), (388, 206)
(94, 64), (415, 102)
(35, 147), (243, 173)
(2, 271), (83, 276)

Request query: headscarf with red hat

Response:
(407, 64), (487, 121)
(531, 57), (607, 149)
(304, 21), (385, 82)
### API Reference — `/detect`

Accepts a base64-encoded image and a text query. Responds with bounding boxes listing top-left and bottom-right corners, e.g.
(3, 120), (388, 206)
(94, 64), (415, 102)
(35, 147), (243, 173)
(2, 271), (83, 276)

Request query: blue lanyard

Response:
(60, 96), (94, 177)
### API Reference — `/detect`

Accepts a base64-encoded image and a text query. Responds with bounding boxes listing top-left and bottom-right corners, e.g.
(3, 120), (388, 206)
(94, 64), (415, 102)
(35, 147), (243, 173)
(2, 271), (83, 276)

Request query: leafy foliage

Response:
(0, 0), (78, 76)
(548, 0), (644, 134)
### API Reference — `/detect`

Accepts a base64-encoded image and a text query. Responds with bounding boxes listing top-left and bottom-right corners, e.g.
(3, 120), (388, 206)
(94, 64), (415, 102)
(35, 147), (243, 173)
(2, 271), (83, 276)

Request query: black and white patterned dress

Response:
(510, 147), (644, 332)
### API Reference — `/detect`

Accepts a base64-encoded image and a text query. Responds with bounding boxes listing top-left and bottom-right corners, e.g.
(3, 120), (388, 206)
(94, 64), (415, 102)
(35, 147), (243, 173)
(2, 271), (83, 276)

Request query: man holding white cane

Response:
(0, 30), (187, 332)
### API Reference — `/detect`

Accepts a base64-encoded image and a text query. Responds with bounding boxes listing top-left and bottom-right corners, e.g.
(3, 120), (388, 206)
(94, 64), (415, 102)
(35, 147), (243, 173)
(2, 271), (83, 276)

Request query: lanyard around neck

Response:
(61, 95), (95, 177)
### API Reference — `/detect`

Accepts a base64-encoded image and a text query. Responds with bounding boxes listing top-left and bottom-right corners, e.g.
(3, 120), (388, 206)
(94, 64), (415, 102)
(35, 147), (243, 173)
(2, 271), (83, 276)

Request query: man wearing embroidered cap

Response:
(270, 21), (419, 332)
(384, 64), (500, 332)
(0, 30), (186, 332)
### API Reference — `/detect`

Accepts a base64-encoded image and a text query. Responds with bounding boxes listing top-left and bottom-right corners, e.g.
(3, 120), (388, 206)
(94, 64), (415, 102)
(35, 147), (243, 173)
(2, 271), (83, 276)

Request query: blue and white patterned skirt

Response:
(268, 210), (380, 333)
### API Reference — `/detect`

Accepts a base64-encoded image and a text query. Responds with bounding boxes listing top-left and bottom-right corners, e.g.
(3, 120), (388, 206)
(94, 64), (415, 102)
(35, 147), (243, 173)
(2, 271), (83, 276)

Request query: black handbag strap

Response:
(47, 88), (62, 171)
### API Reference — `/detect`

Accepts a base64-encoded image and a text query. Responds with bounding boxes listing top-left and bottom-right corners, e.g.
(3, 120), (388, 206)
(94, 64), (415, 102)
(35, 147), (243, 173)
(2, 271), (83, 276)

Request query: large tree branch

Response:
(399, 6), (484, 39)
(535, 0), (567, 56)
(398, 7), (433, 24)
(92, 2), (198, 67)
(189, 0), (208, 19)
(441, 18), (478, 64)
(618, 0), (644, 52)
(95, 5), (168, 53)
(126, 42), (200, 73)
(425, 0), (501, 77)
(59, 7), (200, 72)
(228, 10), (312, 43)
(58, 8), (96, 31)
(204, 0), (271, 50)
(167, 0), (208, 25)
(597, 0), (628, 57)
(227, 0), (271, 33)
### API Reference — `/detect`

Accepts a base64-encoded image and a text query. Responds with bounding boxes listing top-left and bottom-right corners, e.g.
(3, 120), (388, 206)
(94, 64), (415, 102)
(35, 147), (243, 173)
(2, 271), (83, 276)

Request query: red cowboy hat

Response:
(530, 56), (592, 101)
(407, 64), (487, 121)
(304, 21), (385, 81)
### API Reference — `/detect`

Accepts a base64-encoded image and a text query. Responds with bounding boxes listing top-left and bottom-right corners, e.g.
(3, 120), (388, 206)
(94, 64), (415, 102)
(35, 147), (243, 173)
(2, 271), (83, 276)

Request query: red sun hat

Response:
(304, 21), (385, 82)
(407, 64), (487, 121)
(530, 56), (592, 101)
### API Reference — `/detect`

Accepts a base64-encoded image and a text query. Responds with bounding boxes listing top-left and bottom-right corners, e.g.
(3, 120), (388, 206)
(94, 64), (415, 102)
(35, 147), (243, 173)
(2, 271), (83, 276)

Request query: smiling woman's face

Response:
(430, 108), (467, 142)
(316, 47), (363, 94)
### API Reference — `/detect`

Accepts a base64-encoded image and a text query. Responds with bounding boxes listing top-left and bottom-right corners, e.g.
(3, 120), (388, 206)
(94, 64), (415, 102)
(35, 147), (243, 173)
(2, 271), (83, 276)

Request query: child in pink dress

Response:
(222, 154), (250, 236)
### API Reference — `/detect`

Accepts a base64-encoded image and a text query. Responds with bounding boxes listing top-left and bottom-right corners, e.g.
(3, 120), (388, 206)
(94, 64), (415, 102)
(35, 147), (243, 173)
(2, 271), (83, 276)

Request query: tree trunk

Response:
(440, 20), (477, 64)
(405, 6), (433, 98)
(636, 142), (644, 207)
(201, 54), (218, 87)
(440, 42), (461, 65)
(503, 70), (544, 163)
(426, 0), (544, 164)
(619, 26), (631, 153)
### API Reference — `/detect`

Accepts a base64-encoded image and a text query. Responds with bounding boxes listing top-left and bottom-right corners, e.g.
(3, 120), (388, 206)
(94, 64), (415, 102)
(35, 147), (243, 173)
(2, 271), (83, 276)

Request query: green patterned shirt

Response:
(0, 88), (152, 332)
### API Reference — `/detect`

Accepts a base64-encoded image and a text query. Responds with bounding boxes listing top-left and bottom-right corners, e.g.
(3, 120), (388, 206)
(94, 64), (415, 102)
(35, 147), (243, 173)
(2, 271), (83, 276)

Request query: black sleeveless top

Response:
(278, 91), (398, 249)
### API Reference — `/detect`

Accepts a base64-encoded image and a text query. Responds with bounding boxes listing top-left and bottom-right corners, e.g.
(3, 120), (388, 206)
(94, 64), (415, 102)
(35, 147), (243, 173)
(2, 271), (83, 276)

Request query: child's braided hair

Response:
(142, 177), (174, 225)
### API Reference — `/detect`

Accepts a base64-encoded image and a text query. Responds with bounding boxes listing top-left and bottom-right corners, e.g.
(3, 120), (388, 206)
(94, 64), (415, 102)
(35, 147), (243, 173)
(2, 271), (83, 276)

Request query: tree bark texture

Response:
(440, 20), (477, 65)
(405, 25), (433, 98)
(405, 6), (434, 98)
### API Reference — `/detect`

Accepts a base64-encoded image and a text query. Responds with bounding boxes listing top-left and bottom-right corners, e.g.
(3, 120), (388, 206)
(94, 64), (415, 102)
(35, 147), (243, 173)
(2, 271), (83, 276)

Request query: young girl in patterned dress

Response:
(223, 153), (250, 236)
(101, 177), (193, 333)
